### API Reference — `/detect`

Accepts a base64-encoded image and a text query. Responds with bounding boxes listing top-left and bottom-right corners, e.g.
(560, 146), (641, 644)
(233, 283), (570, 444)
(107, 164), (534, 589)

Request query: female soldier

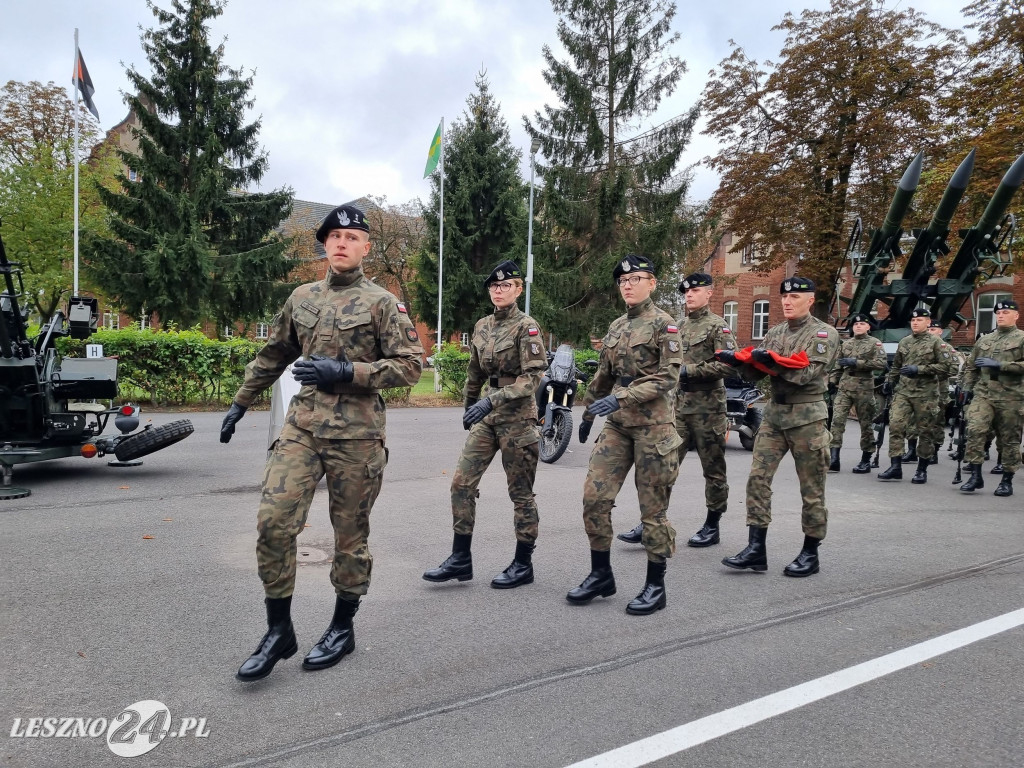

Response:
(570, 253), (683, 615)
(423, 260), (549, 588)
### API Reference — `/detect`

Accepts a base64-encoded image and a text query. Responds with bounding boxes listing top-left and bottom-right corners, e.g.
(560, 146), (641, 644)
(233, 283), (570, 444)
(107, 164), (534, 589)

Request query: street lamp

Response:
(525, 137), (542, 315)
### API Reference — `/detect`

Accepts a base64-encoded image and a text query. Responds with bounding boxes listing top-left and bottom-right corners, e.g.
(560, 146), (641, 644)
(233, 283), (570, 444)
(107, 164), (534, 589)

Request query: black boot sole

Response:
(783, 563), (820, 577)
(851, 467), (870, 474)
(236, 639), (298, 682)
(490, 573), (534, 589)
(687, 534), (720, 548)
(721, 559), (768, 572)
(302, 636), (355, 671)
(422, 570), (473, 583)
(566, 585), (616, 604)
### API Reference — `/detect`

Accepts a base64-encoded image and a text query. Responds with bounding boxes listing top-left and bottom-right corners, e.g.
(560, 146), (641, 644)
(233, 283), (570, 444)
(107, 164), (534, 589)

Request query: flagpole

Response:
(73, 28), (80, 296)
(434, 116), (445, 393)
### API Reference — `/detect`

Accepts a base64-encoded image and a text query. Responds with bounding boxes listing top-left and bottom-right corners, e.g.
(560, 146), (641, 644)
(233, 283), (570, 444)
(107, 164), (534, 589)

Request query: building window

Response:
(741, 243), (760, 266)
(723, 301), (738, 334)
(976, 292), (1013, 337)
(128, 169), (139, 182)
(460, 332), (469, 347)
(752, 300), (769, 340)
(139, 311), (150, 331)
(103, 310), (119, 330)
(256, 322), (269, 340)
(223, 325), (234, 339)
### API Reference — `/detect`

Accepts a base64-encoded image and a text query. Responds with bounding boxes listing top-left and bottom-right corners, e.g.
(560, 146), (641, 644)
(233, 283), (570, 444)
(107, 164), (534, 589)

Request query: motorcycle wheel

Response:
(539, 410), (573, 464)
(114, 419), (194, 461)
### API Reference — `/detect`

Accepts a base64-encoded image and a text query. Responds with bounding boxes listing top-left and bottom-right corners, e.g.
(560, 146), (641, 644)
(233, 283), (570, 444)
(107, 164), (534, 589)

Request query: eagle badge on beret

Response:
(496, 270), (505, 280)
(621, 260), (631, 272)
(784, 280), (792, 292)
(682, 280), (690, 289)
(338, 209), (351, 227)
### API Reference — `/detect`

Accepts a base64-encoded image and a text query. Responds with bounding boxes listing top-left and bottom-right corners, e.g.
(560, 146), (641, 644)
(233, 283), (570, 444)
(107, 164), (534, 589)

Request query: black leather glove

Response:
(587, 394), (621, 417)
(881, 381), (893, 397)
(714, 350), (738, 366)
(828, 382), (838, 396)
(838, 357), (857, 368)
(219, 402), (248, 444)
(462, 397), (493, 430)
(292, 352), (355, 391)
(750, 349), (774, 367)
(975, 357), (1001, 370)
(578, 420), (593, 444)
(900, 365), (919, 378)
(679, 366), (688, 382)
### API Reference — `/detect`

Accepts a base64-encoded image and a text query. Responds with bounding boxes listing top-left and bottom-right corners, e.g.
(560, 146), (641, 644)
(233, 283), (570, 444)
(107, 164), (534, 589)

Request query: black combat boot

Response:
(929, 444), (940, 465)
(994, 472), (1014, 497)
(852, 451), (872, 474)
(616, 523), (644, 544)
(899, 439), (918, 463)
(302, 595), (358, 671)
(491, 540), (535, 589)
(566, 549), (616, 604)
(687, 509), (723, 548)
(236, 596), (298, 681)
(783, 536), (821, 577)
(721, 525), (768, 572)
(828, 447), (841, 473)
(877, 457), (902, 481)
(422, 533), (473, 582)
(959, 464), (984, 492)
(626, 560), (667, 615)
(911, 457), (930, 484)
(990, 461), (1004, 475)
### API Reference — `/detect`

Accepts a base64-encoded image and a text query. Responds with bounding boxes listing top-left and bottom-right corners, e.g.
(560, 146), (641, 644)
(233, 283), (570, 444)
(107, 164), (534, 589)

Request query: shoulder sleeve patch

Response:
(816, 330), (829, 338)
(528, 327), (539, 336)
(721, 326), (731, 333)
(666, 325), (679, 333)
(396, 302), (408, 314)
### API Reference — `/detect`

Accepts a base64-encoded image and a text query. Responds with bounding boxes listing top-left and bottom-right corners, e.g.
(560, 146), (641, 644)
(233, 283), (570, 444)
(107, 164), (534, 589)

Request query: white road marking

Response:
(566, 607), (1024, 768)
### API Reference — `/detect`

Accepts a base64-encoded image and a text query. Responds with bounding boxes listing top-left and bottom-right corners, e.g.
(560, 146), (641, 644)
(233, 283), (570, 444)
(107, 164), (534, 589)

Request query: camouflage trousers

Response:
(965, 398), (1024, 473)
(675, 409), (728, 512)
(583, 421), (681, 562)
(746, 419), (829, 540)
(887, 392), (939, 460)
(829, 389), (878, 453)
(451, 420), (540, 543)
(257, 423), (387, 600)
(910, 383), (951, 450)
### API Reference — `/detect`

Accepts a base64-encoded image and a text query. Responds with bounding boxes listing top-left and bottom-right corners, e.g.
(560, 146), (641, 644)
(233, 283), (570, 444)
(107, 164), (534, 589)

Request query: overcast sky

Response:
(4, 0), (969, 208)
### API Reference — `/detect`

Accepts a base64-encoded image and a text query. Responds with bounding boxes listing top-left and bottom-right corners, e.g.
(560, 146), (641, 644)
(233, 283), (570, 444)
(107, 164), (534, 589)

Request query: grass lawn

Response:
(409, 370), (460, 405)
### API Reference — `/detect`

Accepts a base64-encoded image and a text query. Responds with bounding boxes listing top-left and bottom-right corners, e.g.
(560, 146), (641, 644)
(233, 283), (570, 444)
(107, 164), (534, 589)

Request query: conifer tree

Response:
(524, 0), (698, 340)
(88, 0), (294, 329)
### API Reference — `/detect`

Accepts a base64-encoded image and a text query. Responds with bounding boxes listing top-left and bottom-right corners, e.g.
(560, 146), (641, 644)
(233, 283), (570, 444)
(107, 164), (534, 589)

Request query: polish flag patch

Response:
(666, 325), (679, 333)
(528, 327), (539, 336)
(396, 302), (408, 314)
(816, 331), (829, 337)
(722, 326), (731, 333)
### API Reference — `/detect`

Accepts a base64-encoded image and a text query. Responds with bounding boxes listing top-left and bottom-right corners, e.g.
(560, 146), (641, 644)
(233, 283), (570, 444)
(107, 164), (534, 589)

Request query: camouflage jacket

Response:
(885, 331), (954, 398)
(963, 325), (1024, 402)
(737, 313), (839, 429)
(676, 305), (734, 415)
(464, 303), (548, 425)
(233, 266), (423, 440)
(830, 334), (886, 394)
(581, 297), (682, 427)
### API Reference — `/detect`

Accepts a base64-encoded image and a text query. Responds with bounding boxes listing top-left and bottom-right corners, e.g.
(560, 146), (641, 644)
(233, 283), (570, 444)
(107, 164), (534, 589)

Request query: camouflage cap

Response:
(484, 259), (522, 287)
(315, 204), (369, 243)
(994, 299), (1019, 311)
(779, 276), (815, 294)
(613, 253), (656, 280)
(679, 272), (713, 292)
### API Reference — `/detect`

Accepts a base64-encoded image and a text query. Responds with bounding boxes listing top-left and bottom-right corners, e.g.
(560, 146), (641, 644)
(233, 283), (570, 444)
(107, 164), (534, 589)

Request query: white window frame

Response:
(460, 332), (470, 347)
(976, 292), (1013, 337)
(128, 169), (139, 182)
(722, 301), (738, 334)
(752, 300), (769, 340)
(103, 310), (119, 330)
(223, 325), (235, 339)
(256, 322), (269, 340)
(139, 311), (151, 331)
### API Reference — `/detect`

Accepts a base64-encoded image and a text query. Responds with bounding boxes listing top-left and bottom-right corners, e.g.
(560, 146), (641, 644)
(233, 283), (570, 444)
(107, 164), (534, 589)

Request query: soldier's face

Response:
(488, 280), (522, 309)
(995, 309), (1019, 328)
(927, 326), (942, 335)
(324, 228), (371, 273)
(618, 271), (656, 306)
(910, 317), (929, 333)
(781, 292), (813, 319)
(684, 285), (712, 311)
(852, 321), (870, 336)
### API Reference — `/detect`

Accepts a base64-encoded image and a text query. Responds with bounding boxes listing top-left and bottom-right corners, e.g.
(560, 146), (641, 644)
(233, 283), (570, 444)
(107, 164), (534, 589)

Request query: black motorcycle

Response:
(535, 344), (591, 464)
(724, 376), (763, 451)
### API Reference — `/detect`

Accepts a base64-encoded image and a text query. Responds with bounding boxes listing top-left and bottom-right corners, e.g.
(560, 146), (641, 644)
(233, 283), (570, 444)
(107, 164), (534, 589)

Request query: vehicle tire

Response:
(739, 408), (762, 451)
(539, 410), (573, 464)
(114, 419), (194, 461)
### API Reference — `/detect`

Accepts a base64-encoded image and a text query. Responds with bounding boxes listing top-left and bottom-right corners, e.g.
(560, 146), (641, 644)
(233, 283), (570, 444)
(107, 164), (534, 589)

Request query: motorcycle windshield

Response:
(549, 344), (575, 383)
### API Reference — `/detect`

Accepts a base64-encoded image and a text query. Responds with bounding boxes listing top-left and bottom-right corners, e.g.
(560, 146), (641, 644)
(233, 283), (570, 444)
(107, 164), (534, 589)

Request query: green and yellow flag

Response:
(423, 121), (442, 178)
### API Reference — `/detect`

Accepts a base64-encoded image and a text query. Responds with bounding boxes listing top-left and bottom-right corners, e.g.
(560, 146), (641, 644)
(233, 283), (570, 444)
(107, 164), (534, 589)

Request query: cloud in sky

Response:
(2, 0), (968, 207)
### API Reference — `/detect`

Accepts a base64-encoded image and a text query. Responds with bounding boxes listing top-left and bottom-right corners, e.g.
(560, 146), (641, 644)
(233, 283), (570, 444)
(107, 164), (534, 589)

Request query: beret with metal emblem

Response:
(483, 259), (522, 288)
(910, 307), (931, 318)
(779, 275), (815, 294)
(315, 204), (369, 243)
(995, 299), (1019, 311)
(613, 253), (656, 281)
(679, 272), (713, 292)
(849, 313), (872, 326)
(929, 319), (943, 328)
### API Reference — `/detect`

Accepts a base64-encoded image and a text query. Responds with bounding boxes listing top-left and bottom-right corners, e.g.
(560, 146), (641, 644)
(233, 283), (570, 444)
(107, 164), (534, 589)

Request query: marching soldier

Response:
(878, 308), (951, 484)
(715, 276), (838, 577)
(221, 204), (423, 681)
(570, 253), (682, 615)
(920, 320), (964, 465)
(828, 313), (886, 473)
(423, 260), (548, 588)
(616, 272), (734, 548)
(958, 299), (1024, 496)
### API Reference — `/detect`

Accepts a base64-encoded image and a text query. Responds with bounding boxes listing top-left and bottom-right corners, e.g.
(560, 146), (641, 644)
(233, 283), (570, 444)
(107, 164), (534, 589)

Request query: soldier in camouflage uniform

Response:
(569, 253), (682, 615)
(221, 204), (423, 681)
(878, 308), (953, 484)
(958, 299), (1024, 497)
(423, 260), (548, 589)
(717, 276), (838, 577)
(921, 320), (965, 465)
(828, 313), (886, 474)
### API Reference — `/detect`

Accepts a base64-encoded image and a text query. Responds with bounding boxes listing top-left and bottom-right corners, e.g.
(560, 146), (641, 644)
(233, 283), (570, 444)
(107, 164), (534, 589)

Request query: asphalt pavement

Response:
(1, 406), (1022, 767)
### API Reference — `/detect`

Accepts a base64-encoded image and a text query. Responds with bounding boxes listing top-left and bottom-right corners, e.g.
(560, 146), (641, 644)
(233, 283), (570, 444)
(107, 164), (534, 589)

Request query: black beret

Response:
(679, 272), (713, 292)
(779, 276), (815, 294)
(910, 307), (931, 319)
(483, 259), (522, 287)
(613, 253), (656, 280)
(315, 205), (369, 243)
(995, 299), (1019, 311)
(849, 313), (872, 325)
(929, 319), (943, 328)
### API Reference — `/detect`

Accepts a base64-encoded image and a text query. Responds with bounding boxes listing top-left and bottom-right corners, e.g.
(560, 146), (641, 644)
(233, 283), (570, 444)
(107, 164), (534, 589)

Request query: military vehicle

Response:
(1, 227), (193, 499)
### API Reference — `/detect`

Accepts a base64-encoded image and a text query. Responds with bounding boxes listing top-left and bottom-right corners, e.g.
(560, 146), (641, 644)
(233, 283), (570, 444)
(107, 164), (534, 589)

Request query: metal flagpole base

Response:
(107, 460), (143, 467)
(0, 486), (31, 499)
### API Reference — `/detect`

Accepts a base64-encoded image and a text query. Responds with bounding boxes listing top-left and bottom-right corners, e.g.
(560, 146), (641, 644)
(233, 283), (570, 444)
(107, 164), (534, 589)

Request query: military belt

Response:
(679, 380), (721, 393)
(846, 371), (873, 378)
(772, 391), (825, 405)
(619, 376), (635, 386)
(332, 383), (380, 396)
(488, 376), (519, 387)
